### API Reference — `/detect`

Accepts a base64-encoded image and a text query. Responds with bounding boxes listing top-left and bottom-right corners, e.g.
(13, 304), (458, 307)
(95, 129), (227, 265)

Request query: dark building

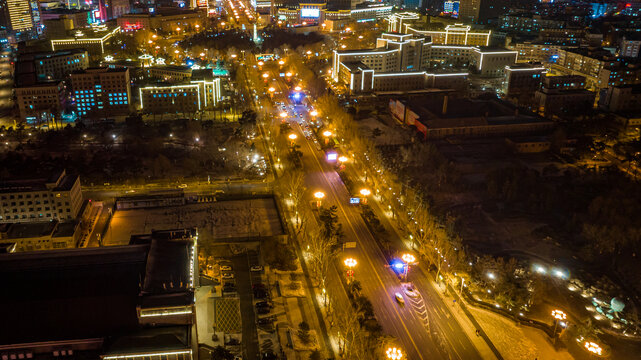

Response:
(0, 228), (199, 360)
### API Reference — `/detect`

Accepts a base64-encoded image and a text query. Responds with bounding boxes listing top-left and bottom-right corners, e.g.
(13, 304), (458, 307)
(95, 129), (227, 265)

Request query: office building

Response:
(0, 169), (82, 223)
(0, 0), (39, 42)
(471, 47), (518, 77)
(15, 81), (67, 124)
(0, 228), (198, 360)
(117, 8), (205, 32)
(621, 34), (641, 58)
(140, 70), (221, 113)
(499, 13), (568, 34)
(534, 88), (596, 118)
(510, 42), (565, 63)
(503, 64), (546, 99)
(459, 0), (508, 24)
(404, 23), (491, 46)
(70, 67), (132, 119)
(552, 47), (641, 91)
(601, 85), (641, 113)
(50, 25), (120, 55)
(17, 49), (89, 82)
(542, 75), (586, 90)
(147, 65), (193, 82)
(386, 12), (420, 33)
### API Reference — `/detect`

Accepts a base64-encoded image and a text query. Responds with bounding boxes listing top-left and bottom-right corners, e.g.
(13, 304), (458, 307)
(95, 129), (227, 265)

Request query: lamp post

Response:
(344, 258), (357, 283)
(359, 188), (371, 204)
(313, 191), (325, 208)
(401, 253), (416, 282)
(551, 309), (566, 345)
(386, 347), (403, 360)
(322, 130), (332, 145)
(288, 133), (297, 146)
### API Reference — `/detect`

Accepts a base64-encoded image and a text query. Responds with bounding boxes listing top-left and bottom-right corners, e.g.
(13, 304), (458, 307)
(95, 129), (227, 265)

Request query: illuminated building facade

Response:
(404, 24), (491, 46)
(386, 12), (420, 32)
(70, 67), (131, 119)
(0, 169), (82, 223)
(502, 64), (546, 98)
(19, 49), (90, 81)
(1, 0), (40, 41)
(50, 25), (120, 55)
(140, 71), (221, 113)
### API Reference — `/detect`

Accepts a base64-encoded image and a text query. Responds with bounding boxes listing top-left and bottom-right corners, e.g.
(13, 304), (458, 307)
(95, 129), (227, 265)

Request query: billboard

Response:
(300, 8), (320, 18)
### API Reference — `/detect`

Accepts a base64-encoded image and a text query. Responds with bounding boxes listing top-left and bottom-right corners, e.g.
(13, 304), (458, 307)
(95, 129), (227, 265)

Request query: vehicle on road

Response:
(395, 292), (405, 304)
(250, 265), (263, 272)
(178, 184), (188, 188)
(222, 272), (235, 279)
(220, 265), (233, 271)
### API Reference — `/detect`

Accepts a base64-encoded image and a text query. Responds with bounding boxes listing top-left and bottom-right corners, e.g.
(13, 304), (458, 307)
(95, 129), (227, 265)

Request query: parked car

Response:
(256, 307), (270, 315)
(255, 301), (271, 308)
(257, 317), (273, 326)
(220, 265), (233, 271)
(254, 289), (268, 299)
(222, 273), (235, 279)
(252, 283), (266, 290)
(250, 265), (263, 272)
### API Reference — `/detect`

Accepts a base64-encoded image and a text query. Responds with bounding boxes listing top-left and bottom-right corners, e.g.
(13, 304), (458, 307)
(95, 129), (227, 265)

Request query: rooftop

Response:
(0, 228), (196, 345)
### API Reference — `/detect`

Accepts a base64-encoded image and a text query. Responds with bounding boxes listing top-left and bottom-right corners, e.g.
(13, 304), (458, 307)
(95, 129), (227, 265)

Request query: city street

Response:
(262, 68), (483, 359)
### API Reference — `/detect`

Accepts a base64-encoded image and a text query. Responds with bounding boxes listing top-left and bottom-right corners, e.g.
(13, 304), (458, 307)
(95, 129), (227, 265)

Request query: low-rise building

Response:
(0, 169), (83, 223)
(50, 25), (121, 55)
(389, 95), (554, 139)
(534, 88), (596, 118)
(139, 70), (221, 113)
(0, 220), (80, 251)
(601, 85), (641, 113)
(471, 47), (518, 77)
(15, 81), (67, 124)
(542, 75), (586, 90)
(117, 9), (206, 32)
(147, 65), (193, 83)
(0, 228), (198, 359)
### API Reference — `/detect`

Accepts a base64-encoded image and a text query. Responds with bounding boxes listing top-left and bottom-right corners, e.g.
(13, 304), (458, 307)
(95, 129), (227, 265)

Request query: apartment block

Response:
(70, 67), (132, 118)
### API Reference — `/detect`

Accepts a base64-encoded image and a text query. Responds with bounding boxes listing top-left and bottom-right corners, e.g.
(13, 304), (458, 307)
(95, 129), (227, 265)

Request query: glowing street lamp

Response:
(386, 347), (402, 360)
(314, 191), (325, 207)
(262, 72), (269, 79)
(344, 258), (357, 282)
(258, 61), (264, 66)
(294, 86), (302, 91)
(286, 72), (292, 77)
(551, 309), (567, 344)
(268, 87), (276, 93)
(278, 60), (285, 65)
(360, 188), (371, 204)
(288, 133), (297, 141)
(338, 155), (348, 170)
(401, 253), (416, 281)
(280, 112), (288, 119)
(310, 110), (318, 117)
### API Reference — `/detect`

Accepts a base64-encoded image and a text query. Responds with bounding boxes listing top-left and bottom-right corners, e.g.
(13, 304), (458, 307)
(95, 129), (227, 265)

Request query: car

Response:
(252, 283), (266, 290)
(250, 265), (263, 272)
(255, 301), (271, 308)
(178, 184), (188, 188)
(395, 292), (405, 304)
(257, 317), (273, 325)
(222, 273), (235, 279)
(254, 289), (268, 299)
(220, 265), (233, 271)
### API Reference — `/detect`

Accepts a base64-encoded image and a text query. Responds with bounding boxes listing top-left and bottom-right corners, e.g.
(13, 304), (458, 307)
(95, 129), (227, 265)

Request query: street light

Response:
(262, 73), (269, 79)
(310, 110), (318, 117)
(551, 309), (567, 344)
(401, 253), (416, 281)
(288, 133), (297, 141)
(280, 112), (288, 118)
(360, 188), (371, 204)
(386, 347), (402, 360)
(314, 191), (325, 207)
(278, 60), (285, 65)
(268, 87), (276, 93)
(294, 86), (302, 91)
(344, 258), (357, 282)
(323, 130), (333, 137)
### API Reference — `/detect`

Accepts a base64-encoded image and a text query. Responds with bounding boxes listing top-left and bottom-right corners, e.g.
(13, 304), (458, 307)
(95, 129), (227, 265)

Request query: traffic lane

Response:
(410, 267), (482, 359)
(293, 125), (441, 360)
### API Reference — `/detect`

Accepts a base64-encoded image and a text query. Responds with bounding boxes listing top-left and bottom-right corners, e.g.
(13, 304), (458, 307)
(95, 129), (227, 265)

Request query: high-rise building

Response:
(459, 0), (507, 24)
(70, 67), (132, 119)
(0, 0), (39, 41)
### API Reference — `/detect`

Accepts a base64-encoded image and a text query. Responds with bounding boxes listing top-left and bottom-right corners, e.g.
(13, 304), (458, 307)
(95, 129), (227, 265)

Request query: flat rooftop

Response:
(0, 229), (195, 345)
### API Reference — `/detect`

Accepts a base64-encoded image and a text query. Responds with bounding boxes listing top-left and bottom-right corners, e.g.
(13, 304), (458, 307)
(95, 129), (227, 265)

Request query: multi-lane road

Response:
(262, 66), (484, 359)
